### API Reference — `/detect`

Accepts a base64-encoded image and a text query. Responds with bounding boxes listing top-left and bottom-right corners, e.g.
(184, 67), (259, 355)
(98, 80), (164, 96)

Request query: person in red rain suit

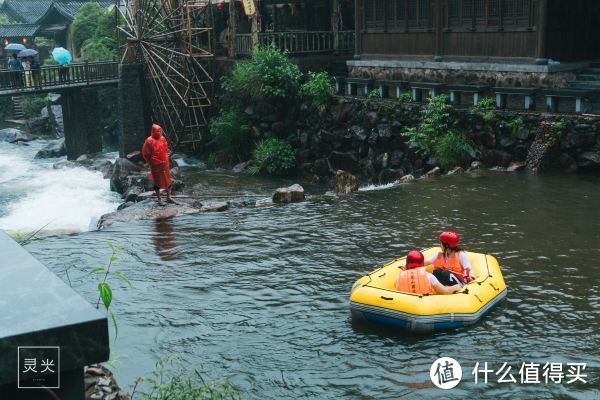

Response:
(142, 124), (174, 206)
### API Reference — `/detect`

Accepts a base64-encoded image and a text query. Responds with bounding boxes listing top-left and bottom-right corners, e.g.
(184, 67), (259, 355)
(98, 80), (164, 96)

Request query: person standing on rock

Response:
(142, 124), (174, 206)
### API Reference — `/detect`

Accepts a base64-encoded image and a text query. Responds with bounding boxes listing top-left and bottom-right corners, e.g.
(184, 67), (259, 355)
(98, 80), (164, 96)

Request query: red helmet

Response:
(439, 231), (460, 248)
(405, 250), (425, 269)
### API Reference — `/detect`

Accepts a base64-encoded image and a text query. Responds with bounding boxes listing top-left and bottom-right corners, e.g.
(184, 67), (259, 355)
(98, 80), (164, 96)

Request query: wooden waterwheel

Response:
(116, 0), (214, 148)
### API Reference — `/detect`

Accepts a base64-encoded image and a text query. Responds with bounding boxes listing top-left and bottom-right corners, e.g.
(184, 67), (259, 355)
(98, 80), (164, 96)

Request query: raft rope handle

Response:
(489, 282), (499, 291)
(378, 272), (386, 277)
(380, 296), (394, 301)
(474, 294), (483, 303)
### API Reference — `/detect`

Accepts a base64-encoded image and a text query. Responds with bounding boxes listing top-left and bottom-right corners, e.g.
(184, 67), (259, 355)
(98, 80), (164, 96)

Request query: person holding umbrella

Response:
(52, 47), (72, 83)
(18, 49), (39, 87)
(8, 52), (23, 87)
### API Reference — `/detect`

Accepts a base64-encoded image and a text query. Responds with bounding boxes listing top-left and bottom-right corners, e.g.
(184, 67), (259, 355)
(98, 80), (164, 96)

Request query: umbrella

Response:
(51, 47), (72, 65)
(18, 49), (38, 58)
(4, 43), (26, 51)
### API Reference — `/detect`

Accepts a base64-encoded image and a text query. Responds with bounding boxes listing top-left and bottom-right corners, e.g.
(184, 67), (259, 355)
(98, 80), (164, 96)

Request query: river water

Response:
(1, 140), (599, 399)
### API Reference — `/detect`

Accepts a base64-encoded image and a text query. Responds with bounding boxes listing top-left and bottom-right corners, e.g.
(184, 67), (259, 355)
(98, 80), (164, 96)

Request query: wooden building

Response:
(354, 0), (600, 63)
(217, 0), (355, 57)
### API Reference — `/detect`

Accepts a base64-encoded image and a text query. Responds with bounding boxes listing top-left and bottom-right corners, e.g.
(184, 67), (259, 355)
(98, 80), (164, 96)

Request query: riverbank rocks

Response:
(35, 139), (66, 158)
(506, 162), (526, 172)
(334, 170), (359, 194)
(0, 127), (31, 143)
(272, 184), (306, 203)
(232, 160), (253, 173)
(109, 158), (144, 194)
(447, 166), (464, 175)
(467, 161), (485, 172)
(84, 364), (129, 400)
(399, 174), (415, 183)
(422, 166), (441, 178)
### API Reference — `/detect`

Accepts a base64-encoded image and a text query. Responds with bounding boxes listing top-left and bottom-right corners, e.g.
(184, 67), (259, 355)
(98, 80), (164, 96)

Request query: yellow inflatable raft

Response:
(350, 247), (507, 333)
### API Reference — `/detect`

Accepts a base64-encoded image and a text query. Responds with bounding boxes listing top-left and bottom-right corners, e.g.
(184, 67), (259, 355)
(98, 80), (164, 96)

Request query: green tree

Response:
(71, 3), (107, 55)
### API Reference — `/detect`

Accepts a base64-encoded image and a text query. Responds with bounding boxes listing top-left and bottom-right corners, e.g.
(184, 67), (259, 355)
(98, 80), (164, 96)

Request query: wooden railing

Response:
(234, 30), (355, 56)
(0, 61), (119, 94)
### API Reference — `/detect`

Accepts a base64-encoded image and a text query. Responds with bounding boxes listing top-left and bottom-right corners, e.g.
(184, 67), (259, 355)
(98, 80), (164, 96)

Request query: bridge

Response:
(0, 61), (119, 96)
(0, 61), (149, 161)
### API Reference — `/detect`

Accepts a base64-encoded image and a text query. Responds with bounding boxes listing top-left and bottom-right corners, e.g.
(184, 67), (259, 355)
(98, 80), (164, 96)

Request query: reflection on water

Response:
(153, 218), (179, 261)
(26, 171), (600, 399)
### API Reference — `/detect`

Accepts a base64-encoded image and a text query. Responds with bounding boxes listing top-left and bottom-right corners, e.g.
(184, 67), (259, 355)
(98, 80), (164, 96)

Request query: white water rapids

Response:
(0, 140), (121, 234)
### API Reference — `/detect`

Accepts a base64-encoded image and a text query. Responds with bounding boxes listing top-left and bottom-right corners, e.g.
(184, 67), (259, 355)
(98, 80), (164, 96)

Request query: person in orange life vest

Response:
(395, 250), (462, 295)
(142, 124), (174, 206)
(425, 231), (476, 286)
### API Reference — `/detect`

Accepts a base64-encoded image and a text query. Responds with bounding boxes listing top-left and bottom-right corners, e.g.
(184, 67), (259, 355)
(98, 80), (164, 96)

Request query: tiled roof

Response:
(0, 23), (41, 38)
(0, 0), (113, 24)
(2, 0), (55, 23)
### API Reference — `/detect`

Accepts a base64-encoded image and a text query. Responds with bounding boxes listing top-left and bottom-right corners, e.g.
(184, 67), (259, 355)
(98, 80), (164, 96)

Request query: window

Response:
(447, 0), (533, 30)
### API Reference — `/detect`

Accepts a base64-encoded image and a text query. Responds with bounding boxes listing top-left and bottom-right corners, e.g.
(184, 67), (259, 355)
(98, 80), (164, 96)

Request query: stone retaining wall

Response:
(241, 98), (600, 183)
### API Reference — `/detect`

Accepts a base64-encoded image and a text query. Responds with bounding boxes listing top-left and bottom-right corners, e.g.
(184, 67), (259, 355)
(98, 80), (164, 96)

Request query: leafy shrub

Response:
(209, 109), (252, 162)
(42, 56), (58, 66)
(403, 95), (475, 170)
(21, 94), (48, 118)
(552, 119), (567, 139)
(300, 71), (334, 109)
(367, 89), (381, 99)
(471, 97), (497, 122)
(82, 36), (118, 61)
(222, 46), (301, 103)
(506, 117), (526, 137)
(398, 92), (413, 103)
(248, 138), (296, 176)
(434, 131), (476, 170)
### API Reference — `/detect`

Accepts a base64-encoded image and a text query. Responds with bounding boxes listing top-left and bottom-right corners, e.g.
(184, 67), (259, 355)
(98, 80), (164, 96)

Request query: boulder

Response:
(506, 162), (526, 172)
(200, 202), (230, 212)
(447, 166), (465, 175)
(329, 151), (358, 173)
(499, 136), (516, 148)
(349, 125), (368, 144)
(334, 170), (359, 195)
(53, 159), (77, 169)
(110, 158), (144, 194)
(577, 152), (600, 170)
(98, 199), (203, 229)
(26, 116), (50, 137)
(474, 131), (496, 148)
(558, 153), (577, 173)
(48, 104), (64, 138)
(34, 139), (66, 158)
(563, 131), (596, 149)
(374, 153), (389, 170)
(126, 150), (144, 164)
(272, 184), (306, 203)
(466, 161), (485, 171)
(0, 128), (30, 143)
(365, 111), (379, 126)
(399, 174), (415, 183)
(423, 166), (441, 178)
(124, 186), (143, 203)
(232, 160), (253, 173)
(117, 202), (134, 211)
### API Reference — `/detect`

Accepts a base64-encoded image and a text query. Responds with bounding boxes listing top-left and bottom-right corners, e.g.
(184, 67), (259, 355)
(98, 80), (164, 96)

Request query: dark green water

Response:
(27, 170), (600, 399)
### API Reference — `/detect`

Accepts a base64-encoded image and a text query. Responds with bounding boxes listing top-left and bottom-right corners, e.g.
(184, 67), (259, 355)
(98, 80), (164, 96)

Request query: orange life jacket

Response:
(396, 267), (436, 295)
(433, 251), (469, 283)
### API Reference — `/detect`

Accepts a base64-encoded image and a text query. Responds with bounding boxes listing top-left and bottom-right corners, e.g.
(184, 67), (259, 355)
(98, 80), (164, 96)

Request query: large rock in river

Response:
(110, 158), (144, 194)
(0, 128), (31, 143)
(35, 139), (66, 158)
(334, 170), (359, 194)
(272, 184), (306, 203)
(98, 199), (203, 229)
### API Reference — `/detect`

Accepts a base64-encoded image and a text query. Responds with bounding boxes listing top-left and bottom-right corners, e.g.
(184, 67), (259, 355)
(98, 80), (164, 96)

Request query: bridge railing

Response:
(0, 61), (119, 93)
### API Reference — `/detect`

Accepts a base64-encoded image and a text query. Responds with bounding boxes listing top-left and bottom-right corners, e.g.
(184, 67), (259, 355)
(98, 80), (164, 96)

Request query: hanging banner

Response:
(240, 0), (257, 16)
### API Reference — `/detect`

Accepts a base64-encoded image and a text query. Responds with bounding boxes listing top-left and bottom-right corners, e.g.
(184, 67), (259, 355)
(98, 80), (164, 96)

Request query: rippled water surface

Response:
(12, 161), (600, 398)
